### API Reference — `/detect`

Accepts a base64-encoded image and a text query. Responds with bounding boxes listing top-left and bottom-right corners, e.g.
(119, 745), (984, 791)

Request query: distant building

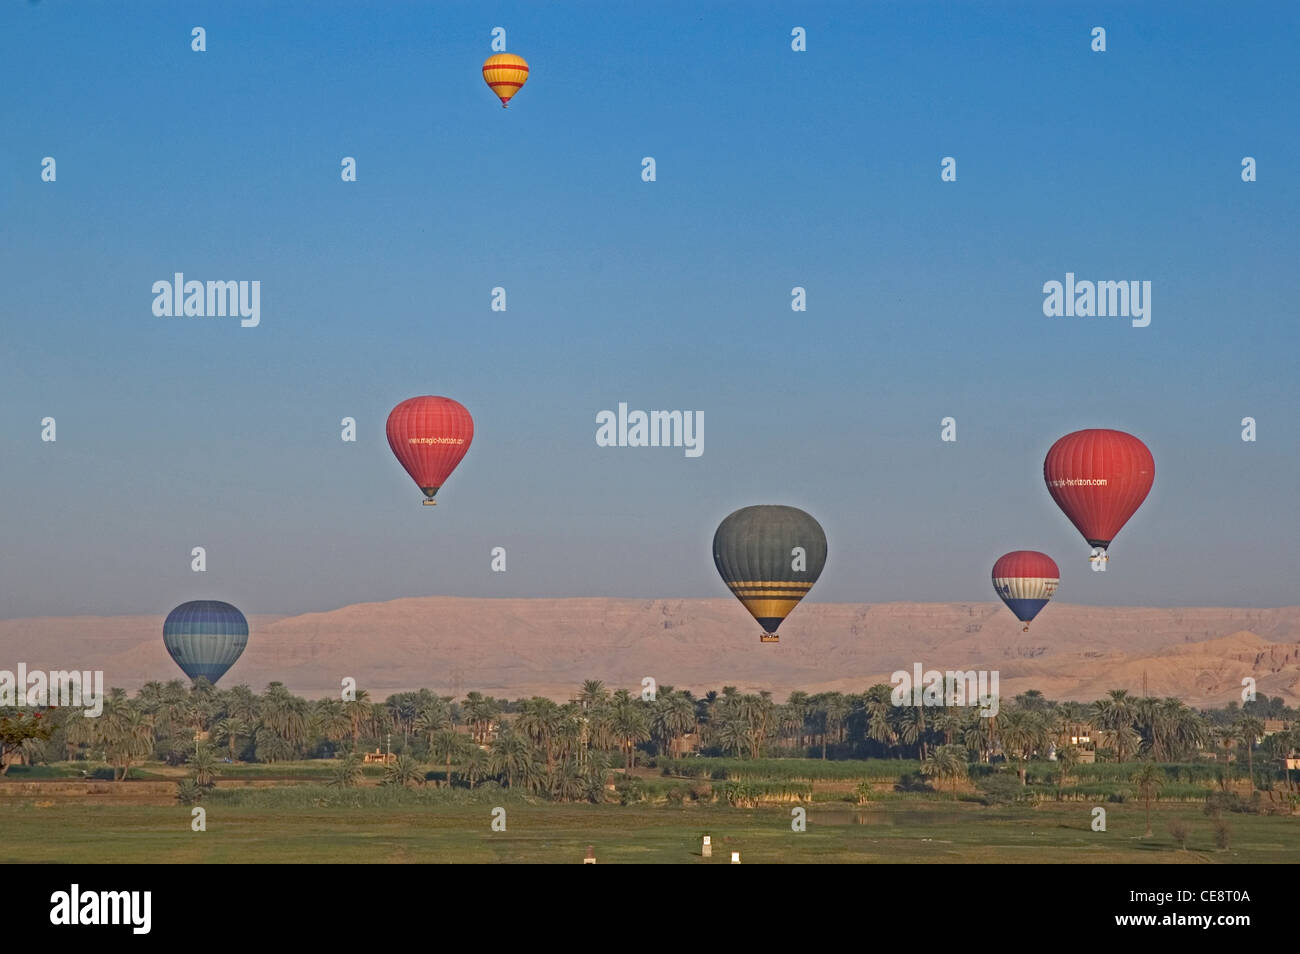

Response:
(1061, 721), (1096, 763)
(362, 748), (395, 765)
(669, 733), (700, 757)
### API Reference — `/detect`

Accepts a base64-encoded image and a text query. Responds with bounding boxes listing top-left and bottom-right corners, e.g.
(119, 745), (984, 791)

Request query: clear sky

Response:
(2, 1), (1297, 618)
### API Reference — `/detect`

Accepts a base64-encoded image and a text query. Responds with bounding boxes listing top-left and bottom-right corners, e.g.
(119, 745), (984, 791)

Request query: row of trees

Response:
(2, 681), (1295, 794)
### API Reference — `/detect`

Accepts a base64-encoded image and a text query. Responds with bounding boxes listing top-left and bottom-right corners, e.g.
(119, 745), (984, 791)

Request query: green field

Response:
(2, 793), (1294, 864)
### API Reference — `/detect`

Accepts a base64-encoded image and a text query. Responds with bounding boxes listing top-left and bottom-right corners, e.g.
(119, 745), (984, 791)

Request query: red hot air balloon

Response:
(386, 396), (474, 505)
(1043, 429), (1153, 563)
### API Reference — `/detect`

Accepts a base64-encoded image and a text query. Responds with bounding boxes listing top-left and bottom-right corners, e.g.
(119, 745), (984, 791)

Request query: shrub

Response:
(1166, 819), (1189, 849)
(615, 777), (645, 805)
(1205, 791), (1257, 815)
(657, 757), (919, 782)
(175, 778), (205, 806)
(1213, 819), (1232, 850)
(974, 772), (1023, 805)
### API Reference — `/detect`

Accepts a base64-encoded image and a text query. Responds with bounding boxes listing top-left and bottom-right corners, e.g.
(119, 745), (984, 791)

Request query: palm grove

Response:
(1, 680), (1296, 802)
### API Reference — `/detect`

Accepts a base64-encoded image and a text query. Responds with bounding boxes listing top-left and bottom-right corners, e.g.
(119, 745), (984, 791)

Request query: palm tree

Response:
(343, 689), (372, 744)
(223, 685), (261, 726)
(1133, 761), (1163, 837)
(1260, 730), (1294, 795)
(384, 753), (426, 787)
(516, 697), (563, 773)
(368, 700), (392, 742)
(386, 693), (419, 747)
(1056, 743), (1080, 801)
(585, 702), (615, 754)
(554, 705), (586, 765)
(260, 682), (309, 756)
(1235, 716), (1265, 790)
(715, 715), (751, 758)
(489, 726), (534, 789)
(785, 691), (811, 751)
(652, 690), (696, 758)
(578, 680), (608, 710)
(328, 753), (363, 787)
(1155, 698), (1208, 761)
(63, 710), (95, 761)
(864, 685), (899, 757)
(736, 693), (774, 759)
(611, 690), (650, 772)
(1283, 727), (1298, 794)
(137, 681), (166, 713)
(185, 679), (217, 735)
(822, 693), (852, 759)
(464, 746), (492, 789)
(430, 728), (468, 788)
(188, 742), (219, 787)
(1000, 709), (1047, 786)
(933, 706), (965, 747)
(1014, 689), (1048, 712)
(980, 706), (1005, 765)
(1110, 724), (1142, 765)
(103, 702), (155, 781)
(462, 692), (501, 745)
(920, 744), (968, 794)
(1093, 689), (1136, 763)
(549, 758), (589, 802)
(312, 700), (352, 752)
(896, 705), (930, 760)
(211, 717), (246, 762)
(413, 697), (452, 749)
(1209, 723), (1236, 790)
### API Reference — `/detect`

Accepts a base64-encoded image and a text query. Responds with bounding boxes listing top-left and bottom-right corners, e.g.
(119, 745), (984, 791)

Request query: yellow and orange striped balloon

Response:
(482, 53), (529, 108)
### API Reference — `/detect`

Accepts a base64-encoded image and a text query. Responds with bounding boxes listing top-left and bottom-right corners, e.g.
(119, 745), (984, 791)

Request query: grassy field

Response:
(2, 792), (1294, 863)
(4, 756), (1294, 863)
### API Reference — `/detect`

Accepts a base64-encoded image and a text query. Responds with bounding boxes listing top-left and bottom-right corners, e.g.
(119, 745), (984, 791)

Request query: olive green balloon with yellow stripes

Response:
(712, 505), (827, 643)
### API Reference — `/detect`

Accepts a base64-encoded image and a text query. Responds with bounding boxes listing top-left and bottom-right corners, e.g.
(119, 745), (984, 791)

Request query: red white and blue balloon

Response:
(992, 551), (1059, 631)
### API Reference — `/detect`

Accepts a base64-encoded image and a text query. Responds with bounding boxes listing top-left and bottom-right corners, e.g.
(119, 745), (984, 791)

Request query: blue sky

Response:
(2, 1), (1297, 617)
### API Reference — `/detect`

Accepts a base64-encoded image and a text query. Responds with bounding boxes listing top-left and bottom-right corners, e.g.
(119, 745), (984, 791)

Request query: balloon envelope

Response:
(386, 396), (474, 503)
(713, 505), (826, 642)
(1043, 428), (1154, 550)
(163, 600), (248, 684)
(992, 550), (1059, 626)
(482, 53), (529, 107)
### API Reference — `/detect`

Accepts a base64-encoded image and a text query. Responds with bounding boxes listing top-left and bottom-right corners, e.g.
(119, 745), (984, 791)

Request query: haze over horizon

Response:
(4, 596), (1297, 708)
(3, 1), (1297, 619)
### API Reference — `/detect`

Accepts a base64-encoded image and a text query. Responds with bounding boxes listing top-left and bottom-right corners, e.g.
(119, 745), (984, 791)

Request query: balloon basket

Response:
(422, 500), (437, 507)
(759, 634), (779, 644)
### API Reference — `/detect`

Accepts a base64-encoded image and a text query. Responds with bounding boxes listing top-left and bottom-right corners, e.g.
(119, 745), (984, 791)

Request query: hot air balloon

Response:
(163, 600), (248, 685)
(992, 551), (1059, 631)
(713, 505), (826, 643)
(482, 53), (529, 108)
(1043, 428), (1154, 564)
(386, 396), (474, 505)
